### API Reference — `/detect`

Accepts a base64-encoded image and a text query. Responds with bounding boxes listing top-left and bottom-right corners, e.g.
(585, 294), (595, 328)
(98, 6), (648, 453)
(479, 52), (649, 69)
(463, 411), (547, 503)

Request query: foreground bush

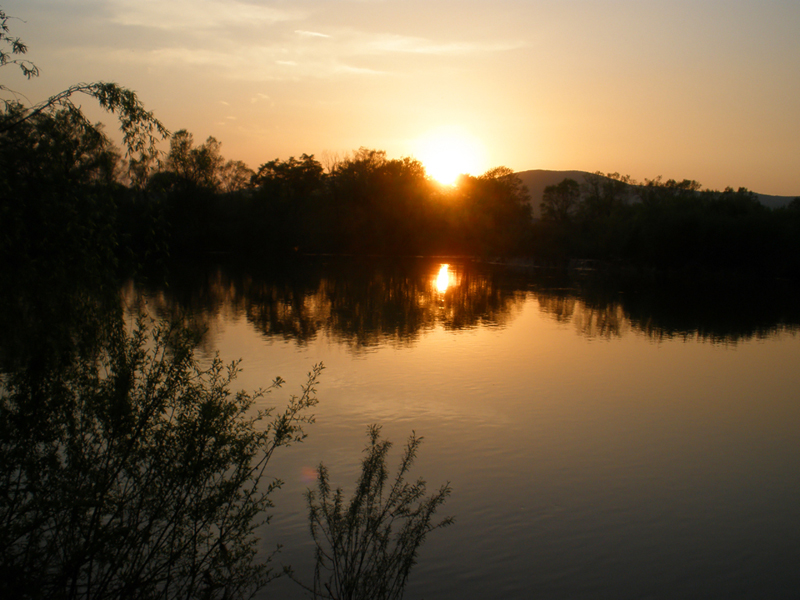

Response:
(302, 425), (453, 600)
(0, 315), (322, 600)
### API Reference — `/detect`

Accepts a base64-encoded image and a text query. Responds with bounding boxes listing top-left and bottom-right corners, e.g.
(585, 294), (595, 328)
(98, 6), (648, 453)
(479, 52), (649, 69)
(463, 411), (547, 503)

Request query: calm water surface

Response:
(125, 258), (800, 599)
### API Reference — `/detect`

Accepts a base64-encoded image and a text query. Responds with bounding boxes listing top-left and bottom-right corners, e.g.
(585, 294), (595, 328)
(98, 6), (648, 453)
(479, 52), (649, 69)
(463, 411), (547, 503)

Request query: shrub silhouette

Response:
(0, 314), (322, 600)
(301, 425), (453, 600)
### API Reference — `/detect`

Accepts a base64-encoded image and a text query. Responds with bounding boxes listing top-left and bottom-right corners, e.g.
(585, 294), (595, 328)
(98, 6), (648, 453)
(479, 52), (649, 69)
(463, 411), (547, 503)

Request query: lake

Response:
(124, 257), (800, 599)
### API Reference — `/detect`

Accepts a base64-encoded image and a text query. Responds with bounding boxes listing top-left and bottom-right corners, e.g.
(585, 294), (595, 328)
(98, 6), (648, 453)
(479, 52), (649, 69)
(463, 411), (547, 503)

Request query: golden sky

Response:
(6, 0), (800, 195)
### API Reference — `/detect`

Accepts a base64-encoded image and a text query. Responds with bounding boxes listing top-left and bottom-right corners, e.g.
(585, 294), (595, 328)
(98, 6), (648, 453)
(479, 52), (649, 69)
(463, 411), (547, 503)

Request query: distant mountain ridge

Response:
(514, 169), (797, 218)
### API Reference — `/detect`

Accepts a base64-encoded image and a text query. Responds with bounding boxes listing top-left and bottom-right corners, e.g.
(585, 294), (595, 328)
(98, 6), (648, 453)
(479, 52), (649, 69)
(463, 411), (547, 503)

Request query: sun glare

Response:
(416, 129), (485, 186)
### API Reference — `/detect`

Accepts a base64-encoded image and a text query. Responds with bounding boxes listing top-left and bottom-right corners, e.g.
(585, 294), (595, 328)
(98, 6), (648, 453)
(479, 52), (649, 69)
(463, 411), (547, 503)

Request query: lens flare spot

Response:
(300, 466), (318, 483)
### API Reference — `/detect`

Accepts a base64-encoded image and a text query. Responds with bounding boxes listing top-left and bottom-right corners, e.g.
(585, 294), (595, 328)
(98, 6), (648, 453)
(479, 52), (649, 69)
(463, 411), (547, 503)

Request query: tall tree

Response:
(581, 171), (636, 219)
(541, 177), (581, 222)
(453, 167), (532, 255)
(162, 130), (228, 190)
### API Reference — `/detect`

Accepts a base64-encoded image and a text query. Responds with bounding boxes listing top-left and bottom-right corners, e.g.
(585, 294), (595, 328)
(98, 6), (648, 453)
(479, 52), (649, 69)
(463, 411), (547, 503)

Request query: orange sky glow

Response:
(5, 0), (800, 195)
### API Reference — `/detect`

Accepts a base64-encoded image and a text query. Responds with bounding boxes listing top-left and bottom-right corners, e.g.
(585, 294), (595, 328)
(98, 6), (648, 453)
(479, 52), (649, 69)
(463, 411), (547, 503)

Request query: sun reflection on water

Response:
(435, 264), (452, 294)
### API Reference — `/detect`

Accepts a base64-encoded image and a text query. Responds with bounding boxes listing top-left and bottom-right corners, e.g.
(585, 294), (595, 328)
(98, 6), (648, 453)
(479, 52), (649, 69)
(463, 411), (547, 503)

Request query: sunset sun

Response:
(415, 129), (485, 185)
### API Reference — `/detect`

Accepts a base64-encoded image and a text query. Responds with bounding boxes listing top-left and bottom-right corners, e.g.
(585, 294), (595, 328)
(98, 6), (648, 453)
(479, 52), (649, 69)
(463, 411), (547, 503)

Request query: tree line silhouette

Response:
(535, 172), (800, 276)
(132, 132), (534, 258)
(3, 97), (800, 278)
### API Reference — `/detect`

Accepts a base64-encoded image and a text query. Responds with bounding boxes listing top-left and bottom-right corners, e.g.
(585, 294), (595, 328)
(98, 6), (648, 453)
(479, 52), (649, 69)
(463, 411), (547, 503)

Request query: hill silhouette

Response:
(515, 169), (797, 217)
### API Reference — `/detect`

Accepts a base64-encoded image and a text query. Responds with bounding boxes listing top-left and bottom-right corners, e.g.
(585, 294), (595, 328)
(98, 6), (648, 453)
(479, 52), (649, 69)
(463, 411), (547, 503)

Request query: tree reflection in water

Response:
(124, 258), (800, 350)
(535, 273), (800, 343)
(125, 258), (526, 352)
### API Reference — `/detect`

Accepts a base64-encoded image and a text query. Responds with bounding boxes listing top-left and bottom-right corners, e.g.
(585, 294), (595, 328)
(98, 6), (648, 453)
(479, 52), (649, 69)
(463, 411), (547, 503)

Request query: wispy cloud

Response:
(296, 30), (331, 39)
(360, 34), (526, 55)
(144, 47), (230, 69)
(333, 64), (387, 76)
(89, 2), (523, 83)
(108, 0), (305, 30)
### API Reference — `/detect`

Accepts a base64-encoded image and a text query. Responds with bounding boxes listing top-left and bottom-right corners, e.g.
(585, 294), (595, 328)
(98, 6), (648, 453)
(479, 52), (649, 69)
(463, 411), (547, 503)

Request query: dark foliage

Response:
(0, 103), (125, 292)
(0, 310), (322, 600)
(133, 143), (532, 259)
(298, 425), (453, 600)
(532, 173), (800, 277)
